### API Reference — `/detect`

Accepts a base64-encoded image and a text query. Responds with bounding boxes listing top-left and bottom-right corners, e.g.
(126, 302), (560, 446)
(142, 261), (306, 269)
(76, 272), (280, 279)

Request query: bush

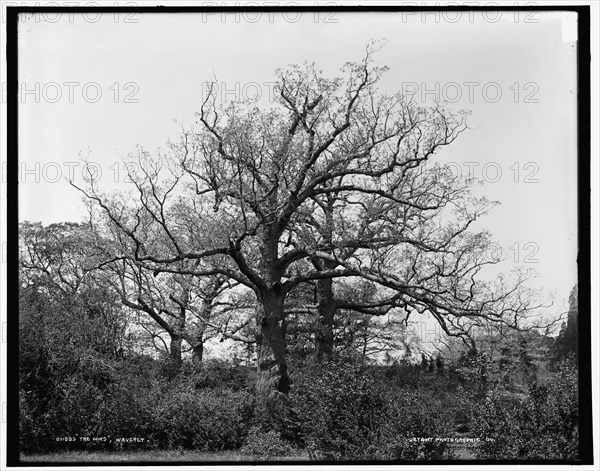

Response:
(472, 356), (579, 460)
(48, 375), (105, 438)
(20, 353), (256, 453)
(288, 358), (381, 459)
(92, 380), (159, 443)
(19, 390), (56, 453)
(378, 389), (459, 460)
(151, 386), (255, 450)
(240, 425), (296, 459)
(288, 356), (454, 460)
(191, 359), (254, 391)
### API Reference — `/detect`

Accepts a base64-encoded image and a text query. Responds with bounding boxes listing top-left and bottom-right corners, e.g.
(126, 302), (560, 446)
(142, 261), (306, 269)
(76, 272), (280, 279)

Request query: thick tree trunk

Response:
(190, 317), (207, 366)
(189, 287), (215, 367)
(315, 277), (335, 359)
(255, 290), (290, 395)
(252, 213), (291, 425)
(169, 333), (183, 368)
(254, 219), (290, 392)
(191, 342), (203, 365)
(254, 290), (290, 428)
(314, 197), (337, 360)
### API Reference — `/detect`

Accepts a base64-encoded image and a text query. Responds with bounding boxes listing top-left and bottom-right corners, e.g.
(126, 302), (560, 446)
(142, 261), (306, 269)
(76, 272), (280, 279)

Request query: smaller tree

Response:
(551, 284), (578, 364)
(100, 256), (252, 369)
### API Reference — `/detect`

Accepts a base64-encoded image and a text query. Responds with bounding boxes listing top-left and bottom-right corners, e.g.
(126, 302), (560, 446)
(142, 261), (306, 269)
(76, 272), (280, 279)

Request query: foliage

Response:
(19, 329), (581, 461)
(19, 389), (56, 453)
(240, 426), (296, 459)
(191, 359), (254, 392)
(287, 355), (454, 460)
(472, 356), (579, 460)
(20, 355), (256, 453)
(151, 385), (255, 451)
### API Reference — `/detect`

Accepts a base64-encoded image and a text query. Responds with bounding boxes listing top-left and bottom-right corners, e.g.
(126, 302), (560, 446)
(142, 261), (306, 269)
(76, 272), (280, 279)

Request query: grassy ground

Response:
(21, 450), (309, 463)
(21, 448), (481, 463)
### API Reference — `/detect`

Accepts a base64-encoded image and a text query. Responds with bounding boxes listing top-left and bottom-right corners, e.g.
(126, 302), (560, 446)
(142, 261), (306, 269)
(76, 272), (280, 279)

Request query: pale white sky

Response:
(16, 10), (579, 309)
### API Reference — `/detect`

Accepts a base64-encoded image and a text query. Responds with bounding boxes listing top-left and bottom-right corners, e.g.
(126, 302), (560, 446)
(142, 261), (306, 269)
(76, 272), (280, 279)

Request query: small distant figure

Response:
(421, 353), (429, 371)
(435, 354), (444, 373)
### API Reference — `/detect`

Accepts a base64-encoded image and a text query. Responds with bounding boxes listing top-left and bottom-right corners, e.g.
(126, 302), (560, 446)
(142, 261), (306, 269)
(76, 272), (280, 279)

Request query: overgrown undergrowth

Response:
(19, 352), (579, 461)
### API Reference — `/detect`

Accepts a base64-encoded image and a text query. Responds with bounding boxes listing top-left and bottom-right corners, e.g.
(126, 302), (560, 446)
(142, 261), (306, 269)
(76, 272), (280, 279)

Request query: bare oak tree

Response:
(73, 44), (541, 409)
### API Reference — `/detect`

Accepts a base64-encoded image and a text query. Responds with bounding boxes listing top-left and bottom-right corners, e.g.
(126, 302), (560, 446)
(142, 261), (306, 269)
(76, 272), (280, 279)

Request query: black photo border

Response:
(4, 3), (593, 467)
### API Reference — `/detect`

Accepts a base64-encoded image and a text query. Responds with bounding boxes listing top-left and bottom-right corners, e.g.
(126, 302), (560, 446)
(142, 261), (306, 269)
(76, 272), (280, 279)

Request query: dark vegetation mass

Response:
(18, 227), (579, 460)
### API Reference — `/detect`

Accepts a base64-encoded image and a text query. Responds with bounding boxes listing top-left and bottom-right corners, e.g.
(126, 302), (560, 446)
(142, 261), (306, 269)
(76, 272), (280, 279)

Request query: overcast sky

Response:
(16, 10), (578, 310)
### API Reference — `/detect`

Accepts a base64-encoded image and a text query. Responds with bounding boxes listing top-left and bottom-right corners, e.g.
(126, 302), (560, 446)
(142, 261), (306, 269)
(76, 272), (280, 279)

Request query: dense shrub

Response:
(19, 319), (580, 462)
(19, 390), (57, 453)
(191, 359), (254, 391)
(92, 379), (160, 442)
(20, 353), (257, 453)
(288, 358), (381, 459)
(48, 375), (105, 437)
(287, 356), (454, 460)
(240, 425), (296, 459)
(472, 356), (579, 460)
(151, 386), (255, 450)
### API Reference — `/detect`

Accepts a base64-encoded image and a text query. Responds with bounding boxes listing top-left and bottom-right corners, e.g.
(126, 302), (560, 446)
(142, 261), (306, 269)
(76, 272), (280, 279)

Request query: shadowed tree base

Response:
(254, 365), (291, 428)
